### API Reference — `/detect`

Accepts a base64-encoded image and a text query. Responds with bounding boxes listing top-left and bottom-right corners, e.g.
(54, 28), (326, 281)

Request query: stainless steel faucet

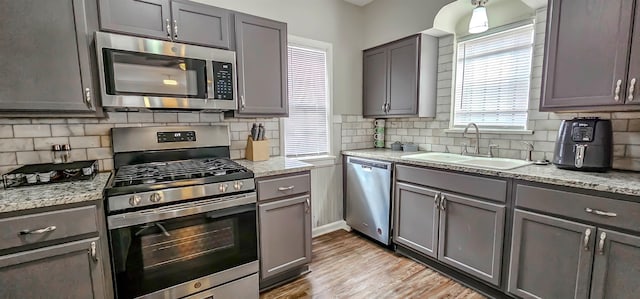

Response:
(522, 141), (534, 161)
(463, 123), (480, 155)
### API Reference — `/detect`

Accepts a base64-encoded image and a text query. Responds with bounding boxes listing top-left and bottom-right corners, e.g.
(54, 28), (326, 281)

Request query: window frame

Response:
(280, 35), (334, 160)
(449, 20), (535, 133)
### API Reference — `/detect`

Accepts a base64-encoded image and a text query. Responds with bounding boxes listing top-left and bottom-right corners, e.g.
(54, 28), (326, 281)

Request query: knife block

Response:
(245, 136), (270, 161)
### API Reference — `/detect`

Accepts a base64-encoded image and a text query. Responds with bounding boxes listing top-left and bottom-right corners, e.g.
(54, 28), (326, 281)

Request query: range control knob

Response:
(219, 183), (228, 192)
(129, 195), (142, 206)
(149, 193), (162, 203)
(234, 181), (244, 190)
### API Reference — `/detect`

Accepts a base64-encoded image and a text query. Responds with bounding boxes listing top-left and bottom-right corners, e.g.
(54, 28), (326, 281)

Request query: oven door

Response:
(107, 195), (257, 299)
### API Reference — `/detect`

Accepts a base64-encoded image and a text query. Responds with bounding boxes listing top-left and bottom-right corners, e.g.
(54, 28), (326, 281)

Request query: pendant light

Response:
(469, 0), (489, 34)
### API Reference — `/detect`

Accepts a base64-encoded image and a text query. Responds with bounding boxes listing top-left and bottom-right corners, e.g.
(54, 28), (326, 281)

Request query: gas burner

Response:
(112, 157), (249, 188)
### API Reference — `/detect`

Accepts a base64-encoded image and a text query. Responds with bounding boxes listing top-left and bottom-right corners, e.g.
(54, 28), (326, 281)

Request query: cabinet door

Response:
(0, 237), (105, 299)
(235, 14), (288, 116)
(625, 1), (640, 105)
(0, 0), (95, 112)
(393, 183), (439, 258)
(98, 0), (171, 40)
(363, 48), (388, 117)
(387, 35), (419, 116)
(540, 0), (634, 110)
(589, 229), (640, 299)
(508, 210), (595, 299)
(170, 0), (230, 49)
(259, 195), (311, 280)
(437, 193), (505, 286)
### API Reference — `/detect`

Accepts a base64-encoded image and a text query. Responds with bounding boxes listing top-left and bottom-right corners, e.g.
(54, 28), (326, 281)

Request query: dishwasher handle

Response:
(347, 157), (391, 171)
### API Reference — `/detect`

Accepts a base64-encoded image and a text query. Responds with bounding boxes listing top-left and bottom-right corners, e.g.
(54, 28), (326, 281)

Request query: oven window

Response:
(109, 204), (257, 299)
(103, 49), (207, 98)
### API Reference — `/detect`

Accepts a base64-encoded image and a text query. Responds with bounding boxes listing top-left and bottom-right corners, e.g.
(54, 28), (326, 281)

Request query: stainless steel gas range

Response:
(105, 125), (258, 299)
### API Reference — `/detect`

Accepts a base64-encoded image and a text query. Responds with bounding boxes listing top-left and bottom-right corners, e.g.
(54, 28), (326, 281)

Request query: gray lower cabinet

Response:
(394, 182), (439, 258)
(234, 13), (288, 117)
(589, 229), (640, 299)
(258, 195), (312, 280)
(0, 237), (105, 299)
(257, 171), (312, 288)
(363, 35), (419, 118)
(438, 193), (505, 286)
(393, 167), (506, 286)
(0, 0), (96, 113)
(98, 0), (231, 48)
(508, 209), (595, 299)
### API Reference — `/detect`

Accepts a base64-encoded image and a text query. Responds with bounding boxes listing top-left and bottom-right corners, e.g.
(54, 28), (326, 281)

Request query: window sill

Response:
(444, 128), (534, 135)
(290, 155), (338, 167)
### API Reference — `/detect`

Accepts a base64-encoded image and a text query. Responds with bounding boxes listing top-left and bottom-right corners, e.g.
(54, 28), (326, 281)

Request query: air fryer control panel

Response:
(212, 61), (233, 100)
(571, 124), (594, 142)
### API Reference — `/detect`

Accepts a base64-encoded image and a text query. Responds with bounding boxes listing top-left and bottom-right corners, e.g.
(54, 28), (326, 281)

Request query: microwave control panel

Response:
(157, 131), (196, 143)
(212, 61), (234, 100)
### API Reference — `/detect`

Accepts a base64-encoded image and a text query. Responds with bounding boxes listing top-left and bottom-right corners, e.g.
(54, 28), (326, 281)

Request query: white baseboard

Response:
(312, 220), (351, 238)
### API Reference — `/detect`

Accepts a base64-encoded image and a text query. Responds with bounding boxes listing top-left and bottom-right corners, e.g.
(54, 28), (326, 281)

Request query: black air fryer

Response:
(553, 117), (613, 172)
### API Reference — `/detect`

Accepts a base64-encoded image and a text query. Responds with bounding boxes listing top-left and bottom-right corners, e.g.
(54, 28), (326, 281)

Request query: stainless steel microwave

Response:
(95, 32), (237, 111)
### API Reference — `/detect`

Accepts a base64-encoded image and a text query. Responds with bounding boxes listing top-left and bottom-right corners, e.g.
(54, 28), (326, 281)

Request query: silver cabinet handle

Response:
(385, 102), (390, 113)
(240, 95), (246, 110)
(434, 193), (440, 210)
(166, 18), (171, 38)
(381, 103), (386, 112)
(614, 79), (623, 101)
(585, 208), (617, 217)
(278, 186), (295, 191)
(440, 195), (447, 210)
(85, 88), (92, 108)
(20, 225), (57, 235)
(583, 228), (592, 251)
(90, 241), (98, 262)
(305, 198), (310, 214)
(598, 232), (607, 255)
(173, 19), (178, 39)
(628, 78), (637, 102)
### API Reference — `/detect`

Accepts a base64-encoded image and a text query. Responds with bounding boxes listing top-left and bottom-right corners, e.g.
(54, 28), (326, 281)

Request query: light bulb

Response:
(469, 5), (489, 34)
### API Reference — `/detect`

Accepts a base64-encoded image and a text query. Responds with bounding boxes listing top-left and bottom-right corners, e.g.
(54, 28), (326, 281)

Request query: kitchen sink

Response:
(401, 152), (532, 170)
(401, 152), (474, 163)
(458, 158), (533, 170)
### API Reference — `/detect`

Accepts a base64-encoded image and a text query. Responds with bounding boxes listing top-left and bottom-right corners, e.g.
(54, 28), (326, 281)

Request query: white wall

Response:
(362, 0), (455, 48)
(193, 0), (364, 115)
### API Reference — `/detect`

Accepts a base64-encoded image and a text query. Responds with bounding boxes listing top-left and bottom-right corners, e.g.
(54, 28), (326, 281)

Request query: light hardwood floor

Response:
(261, 230), (486, 299)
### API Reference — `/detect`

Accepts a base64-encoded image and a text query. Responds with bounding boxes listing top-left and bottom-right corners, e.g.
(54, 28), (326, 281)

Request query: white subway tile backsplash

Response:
(0, 138), (34, 152)
(84, 124), (114, 136)
(34, 137), (69, 151)
(0, 153), (17, 166)
(51, 124), (85, 137)
(87, 147), (112, 160)
(13, 125), (51, 138)
(0, 125), (13, 138)
(69, 136), (101, 149)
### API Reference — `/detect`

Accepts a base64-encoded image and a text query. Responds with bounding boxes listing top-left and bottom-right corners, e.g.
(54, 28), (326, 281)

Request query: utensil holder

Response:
(245, 136), (270, 161)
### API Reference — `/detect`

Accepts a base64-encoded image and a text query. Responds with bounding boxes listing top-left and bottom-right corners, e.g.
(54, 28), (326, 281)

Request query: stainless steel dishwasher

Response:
(346, 156), (392, 245)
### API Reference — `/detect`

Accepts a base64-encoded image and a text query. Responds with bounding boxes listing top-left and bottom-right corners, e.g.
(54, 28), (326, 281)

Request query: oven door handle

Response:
(108, 193), (256, 229)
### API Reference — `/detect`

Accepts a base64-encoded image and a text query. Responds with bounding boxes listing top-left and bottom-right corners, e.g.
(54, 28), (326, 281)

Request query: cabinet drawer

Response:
(257, 173), (310, 201)
(396, 165), (507, 202)
(0, 205), (98, 251)
(516, 184), (640, 232)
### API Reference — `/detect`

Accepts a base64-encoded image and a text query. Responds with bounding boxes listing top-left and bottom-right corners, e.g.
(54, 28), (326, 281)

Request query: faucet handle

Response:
(488, 144), (499, 158)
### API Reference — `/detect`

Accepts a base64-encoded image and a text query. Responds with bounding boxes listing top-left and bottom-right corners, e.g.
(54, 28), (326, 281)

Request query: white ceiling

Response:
(343, 0), (375, 7)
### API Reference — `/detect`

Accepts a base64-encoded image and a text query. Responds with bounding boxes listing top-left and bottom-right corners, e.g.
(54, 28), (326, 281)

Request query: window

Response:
(452, 24), (534, 130)
(283, 38), (331, 158)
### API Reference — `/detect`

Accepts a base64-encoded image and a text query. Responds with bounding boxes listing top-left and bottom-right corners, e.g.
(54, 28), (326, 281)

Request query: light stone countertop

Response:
(235, 157), (314, 178)
(342, 148), (640, 197)
(0, 172), (111, 214)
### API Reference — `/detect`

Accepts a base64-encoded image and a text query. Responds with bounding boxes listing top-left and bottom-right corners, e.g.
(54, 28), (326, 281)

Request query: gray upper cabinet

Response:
(98, 0), (171, 40)
(508, 209), (595, 299)
(0, 237), (105, 299)
(234, 13), (288, 117)
(258, 195), (311, 280)
(438, 193), (505, 286)
(540, 0), (638, 111)
(394, 182), (440, 258)
(98, 0), (231, 49)
(363, 35), (419, 118)
(589, 229), (640, 299)
(0, 0), (96, 113)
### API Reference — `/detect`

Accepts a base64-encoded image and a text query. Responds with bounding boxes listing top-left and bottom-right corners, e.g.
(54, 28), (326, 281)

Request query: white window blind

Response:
(453, 24), (534, 130)
(284, 44), (330, 157)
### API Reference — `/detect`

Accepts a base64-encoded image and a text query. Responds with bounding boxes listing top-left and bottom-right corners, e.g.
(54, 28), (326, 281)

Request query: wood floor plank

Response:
(261, 230), (486, 299)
